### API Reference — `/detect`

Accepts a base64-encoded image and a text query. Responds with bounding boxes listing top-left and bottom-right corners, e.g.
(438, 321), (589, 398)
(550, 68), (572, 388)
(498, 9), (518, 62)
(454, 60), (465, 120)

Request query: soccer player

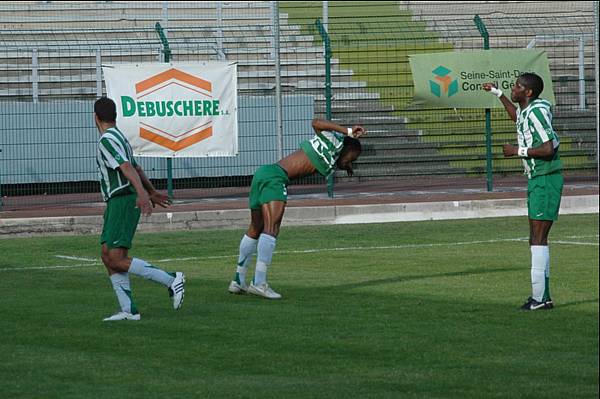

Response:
(94, 97), (185, 321)
(228, 119), (365, 299)
(483, 73), (563, 311)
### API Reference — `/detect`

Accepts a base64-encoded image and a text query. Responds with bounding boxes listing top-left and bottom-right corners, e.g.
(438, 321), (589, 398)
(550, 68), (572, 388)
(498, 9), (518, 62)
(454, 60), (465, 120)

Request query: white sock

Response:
(129, 257), (175, 287)
(253, 233), (276, 286)
(235, 234), (257, 285)
(531, 246), (547, 302)
(109, 273), (138, 314)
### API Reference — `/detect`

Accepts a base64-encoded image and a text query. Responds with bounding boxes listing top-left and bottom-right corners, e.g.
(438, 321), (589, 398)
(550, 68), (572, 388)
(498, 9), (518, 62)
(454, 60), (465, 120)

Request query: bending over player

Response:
(228, 119), (365, 299)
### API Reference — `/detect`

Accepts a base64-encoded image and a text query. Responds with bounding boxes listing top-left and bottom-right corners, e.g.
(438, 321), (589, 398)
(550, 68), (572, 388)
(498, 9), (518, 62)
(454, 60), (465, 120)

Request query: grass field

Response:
(0, 215), (598, 398)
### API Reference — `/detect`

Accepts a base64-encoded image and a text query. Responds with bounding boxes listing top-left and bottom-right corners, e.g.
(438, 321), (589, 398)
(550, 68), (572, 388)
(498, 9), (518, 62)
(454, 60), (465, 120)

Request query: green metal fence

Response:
(282, 1), (597, 184)
(0, 1), (597, 210)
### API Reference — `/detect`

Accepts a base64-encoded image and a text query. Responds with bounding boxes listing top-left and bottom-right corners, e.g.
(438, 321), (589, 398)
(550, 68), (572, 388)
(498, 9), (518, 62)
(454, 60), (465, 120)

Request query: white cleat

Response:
(169, 272), (186, 310)
(103, 312), (141, 321)
(247, 282), (282, 300)
(228, 280), (248, 294)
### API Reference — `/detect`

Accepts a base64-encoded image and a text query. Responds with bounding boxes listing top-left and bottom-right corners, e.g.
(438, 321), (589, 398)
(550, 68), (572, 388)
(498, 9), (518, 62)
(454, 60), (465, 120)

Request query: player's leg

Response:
(241, 164), (288, 299)
(526, 219), (553, 308)
(522, 173), (561, 310)
(530, 219), (554, 305)
(104, 246), (185, 311)
(102, 194), (185, 316)
(229, 166), (265, 294)
(248, 201), (285, 299)
(229, 209), (262, 294)
(101, 244), (140, 321)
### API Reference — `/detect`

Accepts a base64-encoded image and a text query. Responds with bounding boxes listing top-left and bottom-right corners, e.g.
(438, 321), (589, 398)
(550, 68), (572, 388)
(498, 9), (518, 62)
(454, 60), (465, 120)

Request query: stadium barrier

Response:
(0, 1), (597, 209)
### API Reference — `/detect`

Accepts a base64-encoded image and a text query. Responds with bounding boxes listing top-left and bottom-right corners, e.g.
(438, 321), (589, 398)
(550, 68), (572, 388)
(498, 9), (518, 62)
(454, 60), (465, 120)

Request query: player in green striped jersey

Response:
(228, 119), (365, 299)
(484, 73), (563, 311)
(94, 97), (185, 321)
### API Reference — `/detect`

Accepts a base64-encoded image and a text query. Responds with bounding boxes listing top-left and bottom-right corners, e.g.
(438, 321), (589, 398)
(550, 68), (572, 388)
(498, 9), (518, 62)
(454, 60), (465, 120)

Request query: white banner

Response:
(103, 62), (238, 157)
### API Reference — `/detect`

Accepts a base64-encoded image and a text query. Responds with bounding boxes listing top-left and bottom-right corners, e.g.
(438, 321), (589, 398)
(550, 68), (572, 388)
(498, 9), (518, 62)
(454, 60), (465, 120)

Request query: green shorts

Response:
(248, 164), (290, 210)
(100, 193), (141, 249)
(527, 172), (563, 221)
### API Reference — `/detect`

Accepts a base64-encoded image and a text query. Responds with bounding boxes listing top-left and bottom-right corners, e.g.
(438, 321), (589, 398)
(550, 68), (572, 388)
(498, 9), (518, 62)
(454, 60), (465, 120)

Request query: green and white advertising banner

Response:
(103, 62), (238, 157)
(409, 49), (555, 108)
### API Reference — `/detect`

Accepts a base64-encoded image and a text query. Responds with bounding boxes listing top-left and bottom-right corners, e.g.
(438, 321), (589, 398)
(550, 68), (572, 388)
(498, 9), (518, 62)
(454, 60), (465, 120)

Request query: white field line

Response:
(551, 241), (599, 246)
(155, 236), (598, 263)
(0, 263), (101, 272)
(2, 236), (597, 272)
(54, 255), (97, 262)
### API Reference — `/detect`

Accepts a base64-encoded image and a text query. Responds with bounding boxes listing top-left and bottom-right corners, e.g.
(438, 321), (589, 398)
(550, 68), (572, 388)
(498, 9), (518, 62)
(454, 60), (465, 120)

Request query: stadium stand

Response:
(0, 1), (597, 194)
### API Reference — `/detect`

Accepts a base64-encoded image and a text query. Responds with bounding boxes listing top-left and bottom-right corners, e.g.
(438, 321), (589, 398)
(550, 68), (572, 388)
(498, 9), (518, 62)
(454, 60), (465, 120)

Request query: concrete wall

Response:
(1, 195), (597, 238)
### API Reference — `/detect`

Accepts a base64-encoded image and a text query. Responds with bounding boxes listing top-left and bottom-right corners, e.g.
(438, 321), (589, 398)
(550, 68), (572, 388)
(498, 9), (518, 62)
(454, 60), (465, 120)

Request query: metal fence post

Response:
(316, 19), (332, 120)
(595, 1), (599, 176)
(474, 15), (493, 192)
(272, 2), (283, 160)
(217, 2), (225, 60)
(96, 47), (102, 97)
(316, 18), (334, 197)
(162, 1), (169, 36)
(32, 49), (39, 104)
(323, 1), (328, 33)
(578, 35), (586, 110)
(155, 22), (174, 199)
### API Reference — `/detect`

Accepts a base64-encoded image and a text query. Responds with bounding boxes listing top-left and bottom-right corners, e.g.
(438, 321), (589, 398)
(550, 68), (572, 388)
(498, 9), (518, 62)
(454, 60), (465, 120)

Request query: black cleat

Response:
(520, 296), (553, 311)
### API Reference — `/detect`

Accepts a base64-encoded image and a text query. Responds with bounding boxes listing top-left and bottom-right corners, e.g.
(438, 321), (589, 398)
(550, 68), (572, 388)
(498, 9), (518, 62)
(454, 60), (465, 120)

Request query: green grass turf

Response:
(0, 215), (598, 398)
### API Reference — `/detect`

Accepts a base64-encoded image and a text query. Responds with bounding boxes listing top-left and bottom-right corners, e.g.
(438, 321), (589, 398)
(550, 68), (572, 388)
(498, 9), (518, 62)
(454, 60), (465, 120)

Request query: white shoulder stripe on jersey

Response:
(99, 144), (122, 169)
(529, 108), (552, 142)
(101, 133), (130, 165)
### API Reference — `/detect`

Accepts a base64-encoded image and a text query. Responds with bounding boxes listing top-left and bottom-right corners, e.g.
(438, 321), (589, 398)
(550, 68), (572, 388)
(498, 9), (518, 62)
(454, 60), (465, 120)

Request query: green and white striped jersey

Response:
(299, 130), (346, 177)
(516, 99), (562, 179)
(96, 127), (138, 201)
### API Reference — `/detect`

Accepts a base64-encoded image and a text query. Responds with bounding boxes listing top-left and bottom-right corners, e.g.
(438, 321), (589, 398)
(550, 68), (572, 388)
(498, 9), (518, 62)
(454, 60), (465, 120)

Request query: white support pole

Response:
(578, 35), (586, 110)
(270, 1), (276, 61)
(32, 49), (38, 104)
(272, 1), (283, 160)
(595, 1), (599, 175)
(162, 1), (169, 36)
(96, 48), (102, 97)
(323, 1), (329, 33)
(217, 2), (225, 60)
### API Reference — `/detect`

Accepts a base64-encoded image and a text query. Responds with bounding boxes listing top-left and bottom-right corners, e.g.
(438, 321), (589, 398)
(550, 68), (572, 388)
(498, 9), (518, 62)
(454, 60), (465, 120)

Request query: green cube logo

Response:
(429, 66), (458, 97)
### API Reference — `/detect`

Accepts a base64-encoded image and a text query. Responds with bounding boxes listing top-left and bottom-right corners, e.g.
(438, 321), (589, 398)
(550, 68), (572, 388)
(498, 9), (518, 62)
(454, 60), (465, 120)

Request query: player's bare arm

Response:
(503, 140), (555, 159)
(135, 165), (171, 208)
(312, 119), (366, 138)
(483, 83), (517, 122)
(118, 162), (152, 216)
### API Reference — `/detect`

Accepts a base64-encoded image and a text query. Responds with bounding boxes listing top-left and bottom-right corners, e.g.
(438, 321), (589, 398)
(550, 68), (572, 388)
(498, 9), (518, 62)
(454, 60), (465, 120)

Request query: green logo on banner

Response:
(429, 66), (458, 98)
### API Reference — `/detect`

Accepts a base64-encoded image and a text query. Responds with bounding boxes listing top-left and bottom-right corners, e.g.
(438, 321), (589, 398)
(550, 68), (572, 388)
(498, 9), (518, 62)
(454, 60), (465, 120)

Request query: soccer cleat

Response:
(247, 282), (282, 300)
(520, 296), (553, 311)
(103, 312), (141, 321)
(228, 280), (248, 294)
(168, 272), (186, 310)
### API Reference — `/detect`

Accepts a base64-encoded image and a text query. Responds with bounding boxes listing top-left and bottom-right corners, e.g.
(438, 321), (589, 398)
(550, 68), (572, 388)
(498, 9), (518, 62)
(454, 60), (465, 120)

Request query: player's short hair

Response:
(340, 136), (362, 158)
(94, 97), (117, 123)
(519, 73), (544, 99)
(336, 136), (362, 176)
